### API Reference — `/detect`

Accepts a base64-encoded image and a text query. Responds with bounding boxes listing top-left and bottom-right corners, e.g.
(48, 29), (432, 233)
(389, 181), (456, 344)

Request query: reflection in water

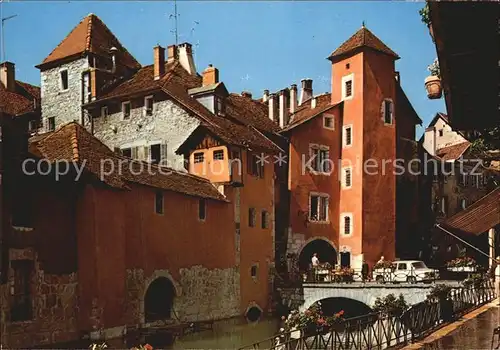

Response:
(148, 317), (280, 349)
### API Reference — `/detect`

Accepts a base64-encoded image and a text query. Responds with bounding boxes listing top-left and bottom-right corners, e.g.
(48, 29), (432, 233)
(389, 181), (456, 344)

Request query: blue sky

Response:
(2, 1), (444, 138)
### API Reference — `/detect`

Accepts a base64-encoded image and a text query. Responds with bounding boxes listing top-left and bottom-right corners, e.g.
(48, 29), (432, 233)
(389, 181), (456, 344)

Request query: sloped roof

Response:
(281, 93), (339, 132)
(29, 122), (227, 201)
(328, 26), (399, 61)
(440, 187), (500, 236)
(39, 14), (140, 70)
(396, 83), (422, 125)
(0, 81), (40, 116)
(225, 94), (281, 133)
(428, 112), (449, 129)
(436, 141), (470, 162)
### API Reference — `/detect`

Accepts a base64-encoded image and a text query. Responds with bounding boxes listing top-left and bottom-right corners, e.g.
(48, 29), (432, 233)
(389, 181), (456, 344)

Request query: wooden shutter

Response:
(160, 142), (167, 164)
(143, 146), (150, 162)
(131, 147), (139, 159)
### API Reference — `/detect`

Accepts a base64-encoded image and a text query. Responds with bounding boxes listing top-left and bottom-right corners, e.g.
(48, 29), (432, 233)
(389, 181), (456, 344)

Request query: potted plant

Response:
(427, 284), (454, 322)
(283, 303), (345, 337)
(419, 3), (434, 41)
(446, 256), (477, 272)
(373, 294), (409, 318)
(425, 59), (442, 99)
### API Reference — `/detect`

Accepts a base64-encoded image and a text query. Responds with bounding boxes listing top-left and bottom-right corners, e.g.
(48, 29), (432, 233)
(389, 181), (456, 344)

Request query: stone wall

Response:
(41, 58), (89, 131)
(92, 97), (200, 171)
(0, 250), (78, 348)
(125, 265), (240, 325)
(287, 231), (305, 256)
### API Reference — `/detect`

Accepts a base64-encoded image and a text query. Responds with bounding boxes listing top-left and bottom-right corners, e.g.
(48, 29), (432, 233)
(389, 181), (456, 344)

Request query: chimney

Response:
(241, 91), (252, 99)
(154, 45), (166, 81)
(0, 62), (15, 92)
(177, 43), (196, 75)
(202, 64), (219, 86)
(263, 90), (269, 103)
(167, 44), (178, 63)
(279, 89), (289, 128)
(299, 78), (313, 106)
(311, 97), (317, 109)
(268, 93), (276, 122)
(289, 84), (298, 114)
(109, 47), (118, 74)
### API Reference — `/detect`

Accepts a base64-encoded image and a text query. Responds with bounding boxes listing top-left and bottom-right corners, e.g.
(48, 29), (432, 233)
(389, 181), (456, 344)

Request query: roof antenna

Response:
(0, 2), (17, 62)
(169, 0), (179, 45)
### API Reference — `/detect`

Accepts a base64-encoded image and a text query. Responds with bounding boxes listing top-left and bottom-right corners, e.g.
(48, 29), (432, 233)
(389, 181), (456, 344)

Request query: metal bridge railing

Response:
(240, 283), (496, 350)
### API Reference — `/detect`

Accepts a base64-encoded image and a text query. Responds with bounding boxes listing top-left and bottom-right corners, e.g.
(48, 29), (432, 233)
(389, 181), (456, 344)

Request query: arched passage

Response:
(298, 238), (337, 271)
(144, 277), (176, 322)
(313, 297), (373, 319)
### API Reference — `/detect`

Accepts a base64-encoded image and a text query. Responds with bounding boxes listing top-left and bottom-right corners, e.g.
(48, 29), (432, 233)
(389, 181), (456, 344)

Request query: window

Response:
(439, 129), (444, 137)
(122, 101), (131, 119)
(101, 106), (108, 119)
(323, 115), (334, 130)
(251, 265), (258, 278)
(343, 167), (352, 188)
(397, 263), (407, 271)
(461, 199), (467, 210)
(121, 147), (132, 158)
(155, 191), (164, 214)
(310, 145), (330, 173)
(48, 117), (55, 132)
(342, 214), (352, 235)
(28, 120), (38, 132)
(213, 150), (224, 160)
(248, 208), (256, 227)
(261, 210), (269, 229)
(198, 199), (206, 221)
(144, 96), (154, 116)
(345, 63), (350, 69)
(345, 81), (352, 97)
(60, 69), (68, 91)
(11, 260), (33, 322)
(343, 125), (352, 147)
(194, 152), (204, 163)
(382, 99), (393, 125)
(247, 152), (264, 178)
(150, 144), (161, 164)
(309, 194), (328, 222)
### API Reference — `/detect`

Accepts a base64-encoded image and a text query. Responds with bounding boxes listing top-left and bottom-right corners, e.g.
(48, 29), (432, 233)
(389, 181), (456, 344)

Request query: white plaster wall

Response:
(41, 58), (89, 131)
(434, 118), (468, 150)
(93, 97), (201, 170)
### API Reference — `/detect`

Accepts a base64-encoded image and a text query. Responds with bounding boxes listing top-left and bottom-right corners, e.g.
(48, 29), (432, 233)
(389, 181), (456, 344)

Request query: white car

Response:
(374, 260), (439, 283)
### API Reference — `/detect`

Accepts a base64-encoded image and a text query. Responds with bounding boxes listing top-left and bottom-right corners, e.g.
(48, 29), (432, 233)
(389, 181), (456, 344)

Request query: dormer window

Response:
(144, 96), (154, 116)
(216, 97), (225, 116)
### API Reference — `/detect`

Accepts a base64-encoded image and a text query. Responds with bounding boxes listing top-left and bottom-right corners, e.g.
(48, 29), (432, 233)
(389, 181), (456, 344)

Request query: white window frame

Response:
(323, 114), (335, 130)
(342, 167), (353, 189)
(309, 192), (329, 223)
(381, 98), (394, 125)
(101, 106), (108, 119)
(59, 68), (69, 92)
(309, 144), (330, 174)
(340, 213), (353, 236)
(343, 125), (353, 148)
(144, 95), (154, 116)
(122, 101), (131, 120)
(341, 74), (354, 101)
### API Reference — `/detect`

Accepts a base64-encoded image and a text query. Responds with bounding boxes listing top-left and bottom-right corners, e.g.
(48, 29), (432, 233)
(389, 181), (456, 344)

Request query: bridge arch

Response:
(140, 270), (181, 324)
(297, 237), (338, 271)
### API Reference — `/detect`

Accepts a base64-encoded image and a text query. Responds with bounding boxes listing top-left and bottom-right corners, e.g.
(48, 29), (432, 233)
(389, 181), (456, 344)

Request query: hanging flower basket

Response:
(425, 76), (442, 99)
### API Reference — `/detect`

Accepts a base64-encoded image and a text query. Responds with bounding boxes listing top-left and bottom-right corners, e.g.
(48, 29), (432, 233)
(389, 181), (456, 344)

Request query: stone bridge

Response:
(279, 281), (462, 312)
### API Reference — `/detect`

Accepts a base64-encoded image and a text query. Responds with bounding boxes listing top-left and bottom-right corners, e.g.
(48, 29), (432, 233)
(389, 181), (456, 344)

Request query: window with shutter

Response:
(144, 146), (150, 162)
(150, 144), (161, 164)
(343, 125), (352, 147)
(131, 147), (139, 159)
(382, 99), (393, 124)
(160, 143), (167, 165)
(342, 214), (353, 235)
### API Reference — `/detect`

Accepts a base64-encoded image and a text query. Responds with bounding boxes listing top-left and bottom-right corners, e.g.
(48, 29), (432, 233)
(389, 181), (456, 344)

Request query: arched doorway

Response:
(298, 238), (337, 271)
(144, 277), (176, 322)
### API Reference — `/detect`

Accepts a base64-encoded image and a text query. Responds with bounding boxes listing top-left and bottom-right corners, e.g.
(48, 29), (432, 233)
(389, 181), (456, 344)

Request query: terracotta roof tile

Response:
(39, 14), (140, 70)
(0, 81), (40, 116)
(281, 93), (337, 132)
(225, 94), (281, 133)
(328, 27), (399, 60)
(436, 141), (470, 161)
(29, 122), (227, 201)
(440, 187), (500, 236)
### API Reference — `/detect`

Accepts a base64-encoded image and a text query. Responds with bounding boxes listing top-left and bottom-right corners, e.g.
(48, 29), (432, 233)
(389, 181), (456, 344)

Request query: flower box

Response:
(447, 266), (476, 272)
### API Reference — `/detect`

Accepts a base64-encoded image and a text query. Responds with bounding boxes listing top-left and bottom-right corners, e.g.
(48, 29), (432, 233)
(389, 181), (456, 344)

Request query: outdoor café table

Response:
(315, 269), (330, 282)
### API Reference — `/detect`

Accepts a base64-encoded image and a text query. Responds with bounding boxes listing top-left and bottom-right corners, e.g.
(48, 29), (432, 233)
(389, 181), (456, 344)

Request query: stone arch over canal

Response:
(297, 237), (338, 271)
(140, 270), (181, 323)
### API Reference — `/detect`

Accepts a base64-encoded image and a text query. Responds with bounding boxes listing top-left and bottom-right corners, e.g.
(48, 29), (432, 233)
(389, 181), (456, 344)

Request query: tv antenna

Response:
(169, 0), (179, 45)
(1, 3), (17, 62)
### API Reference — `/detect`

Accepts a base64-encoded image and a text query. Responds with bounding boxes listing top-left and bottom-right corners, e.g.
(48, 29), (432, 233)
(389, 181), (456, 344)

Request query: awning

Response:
(440, 187), (500, 236)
